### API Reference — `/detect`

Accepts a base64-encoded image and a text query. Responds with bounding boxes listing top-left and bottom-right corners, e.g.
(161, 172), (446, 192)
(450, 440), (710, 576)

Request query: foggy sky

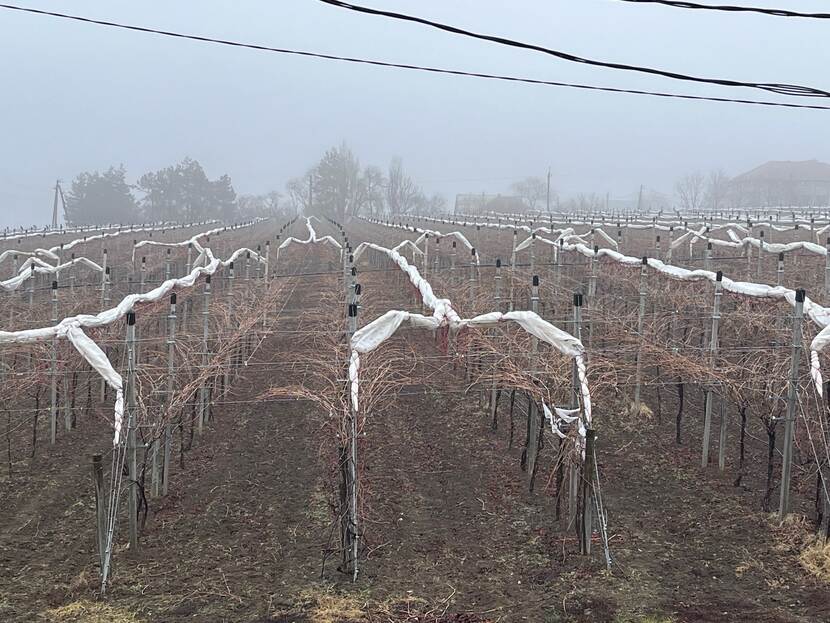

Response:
(1, 0), (828, 226)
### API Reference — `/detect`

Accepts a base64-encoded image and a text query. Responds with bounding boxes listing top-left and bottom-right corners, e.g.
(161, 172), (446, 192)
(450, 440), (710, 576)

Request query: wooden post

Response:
(779, 289), (805, 520)
(92, 454), (106, 570)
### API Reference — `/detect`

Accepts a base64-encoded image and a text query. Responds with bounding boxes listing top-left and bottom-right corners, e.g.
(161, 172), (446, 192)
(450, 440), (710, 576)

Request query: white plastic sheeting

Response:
(132, 220), (264, 261)
(278, 217), (342, 250)
(0, 242), (264, 446)
(546, 238), (830, 397)
(446, 211), (818, 231)
(0, 249), (35, 266)
(29, 221), (218, 262)
(1, 256), (103, 292)
(542, 402), (582, 439)
(362, 217), (480, 263)
(348, 241), (592, 448)
(0, 220), (209, 245)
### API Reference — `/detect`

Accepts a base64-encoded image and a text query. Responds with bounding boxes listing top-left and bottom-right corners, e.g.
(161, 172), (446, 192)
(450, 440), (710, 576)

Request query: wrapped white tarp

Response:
(278, 217), (342, 250)
(1, 256), (103, 292)
(0, 240), (266, 445)
(348, 240), (593, 450)
(549, 238), (830, 397)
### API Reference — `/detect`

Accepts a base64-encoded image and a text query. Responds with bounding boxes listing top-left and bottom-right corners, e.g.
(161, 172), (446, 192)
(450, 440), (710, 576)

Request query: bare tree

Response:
(704, 169), (730, 212)
(313, 143), (364, 222)
(286, 171), (314, 214)
(238, 191), (284, 218)
(360, 166), (386, 218)
(422, 193), (446, 215)
(675, 171), (705, 212)
(511, 176), (548, 212)
(386, 157), (423, 215)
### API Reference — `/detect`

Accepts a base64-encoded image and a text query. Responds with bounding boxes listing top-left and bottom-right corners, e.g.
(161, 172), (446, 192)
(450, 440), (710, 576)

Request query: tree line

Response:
(286, 143), (446, 222)
(63, 158), (290, 226)
(63, 145), (449, 226)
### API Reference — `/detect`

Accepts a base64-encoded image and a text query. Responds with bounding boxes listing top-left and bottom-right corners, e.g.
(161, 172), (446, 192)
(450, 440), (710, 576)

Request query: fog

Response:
(1, 0), (828, 226)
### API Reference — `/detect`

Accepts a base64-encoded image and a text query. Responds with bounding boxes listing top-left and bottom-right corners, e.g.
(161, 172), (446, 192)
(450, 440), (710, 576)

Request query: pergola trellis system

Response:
(4, 204), (830, 603)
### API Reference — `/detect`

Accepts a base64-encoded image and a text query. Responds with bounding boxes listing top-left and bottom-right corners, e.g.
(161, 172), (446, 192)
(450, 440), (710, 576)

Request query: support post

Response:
(92, 454), (106, 571)
(569, 292), (584, 529)
(344, 302), (359, 580)
(525, 276), (541, 486)
(702, 271), (723, 467)
(469, 248), (477, 303)
(667, 226), (674, 263)
(125, 311), (139, 552)
(199, 276), (211, 433)
(777, 252), (785, 286)
(580, 428), (596, 555)
(162, 293), (176, 496)
(825, 237), (830, 298)
(509, 230), (517, 312)
(50, 280), (58, 445)
(632, 257), (648, 413)
(494, 258), (502, 311)
(757, 230), (764, 278)
(779, 289), (805, 520)
(529, 233), (536, 276)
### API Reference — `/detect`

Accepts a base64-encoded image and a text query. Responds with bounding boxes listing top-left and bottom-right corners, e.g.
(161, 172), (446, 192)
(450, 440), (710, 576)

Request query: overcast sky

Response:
(1, 0), (828, 226)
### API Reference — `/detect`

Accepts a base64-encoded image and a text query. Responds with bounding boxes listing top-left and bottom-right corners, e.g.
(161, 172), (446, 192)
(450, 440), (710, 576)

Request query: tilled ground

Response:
(1, 220), (829, 621)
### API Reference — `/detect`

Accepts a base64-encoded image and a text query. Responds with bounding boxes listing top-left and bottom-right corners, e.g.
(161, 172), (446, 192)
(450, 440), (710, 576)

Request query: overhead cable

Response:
(616, 0), (830, 19)
(0, 3), (828, 110)
(317, 0), (830, 98)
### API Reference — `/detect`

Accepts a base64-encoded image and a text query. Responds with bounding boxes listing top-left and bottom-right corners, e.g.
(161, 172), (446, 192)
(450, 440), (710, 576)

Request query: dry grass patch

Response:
(296, 587), (368, 623)
(43, 600), (143, 623)
(800, 539), (830, 583)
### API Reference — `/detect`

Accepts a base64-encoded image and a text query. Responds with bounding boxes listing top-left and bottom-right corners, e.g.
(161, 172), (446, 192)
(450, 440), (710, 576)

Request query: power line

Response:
(616, 0), (830, 19)
(317, 0), (830, 98)
(0, 3), (827, 110)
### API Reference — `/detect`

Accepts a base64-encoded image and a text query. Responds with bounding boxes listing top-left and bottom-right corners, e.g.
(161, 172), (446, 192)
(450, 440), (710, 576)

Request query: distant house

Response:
(730, 160), (830, 207)
(454, 193), (527, 215)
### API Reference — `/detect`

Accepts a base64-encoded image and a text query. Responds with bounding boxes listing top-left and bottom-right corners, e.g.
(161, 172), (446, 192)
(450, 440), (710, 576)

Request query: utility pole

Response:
(546, 167), (551, 213)
(51, 180), (65, 229)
